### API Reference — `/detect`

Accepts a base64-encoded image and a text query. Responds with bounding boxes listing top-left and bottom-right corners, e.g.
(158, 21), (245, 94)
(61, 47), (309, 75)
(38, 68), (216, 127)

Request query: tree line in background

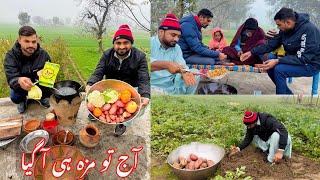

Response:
(150, 0), (255, 35)
(266, 0), (320, 27)
(151, 0), (320, 34)
(18, 12), (71, 26)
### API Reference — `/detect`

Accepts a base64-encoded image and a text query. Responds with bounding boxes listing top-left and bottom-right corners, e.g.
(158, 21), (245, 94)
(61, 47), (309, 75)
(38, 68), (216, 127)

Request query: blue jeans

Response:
(10, 86), (52, 104)
(253, 132), (292, 163)
(267, 64), (319, 94)
(185, 54), (219, 65)
(10, 88), (27, 104)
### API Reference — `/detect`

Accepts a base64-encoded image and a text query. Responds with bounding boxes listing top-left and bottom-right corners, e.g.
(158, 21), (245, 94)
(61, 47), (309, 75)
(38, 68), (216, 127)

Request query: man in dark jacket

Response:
(86, 24), (150, 136)
(229, 111), (292, 163)
(241, 8), (320, 94)
(4, 26), (51, 113)
(178, 8), (227, 65)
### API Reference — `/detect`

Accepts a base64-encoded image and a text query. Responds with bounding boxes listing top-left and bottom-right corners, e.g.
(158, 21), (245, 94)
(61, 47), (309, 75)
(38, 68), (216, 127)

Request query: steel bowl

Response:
(167, 142), (225, 180)
(86, 79), (142, 125)
(19, 130), (49, 153)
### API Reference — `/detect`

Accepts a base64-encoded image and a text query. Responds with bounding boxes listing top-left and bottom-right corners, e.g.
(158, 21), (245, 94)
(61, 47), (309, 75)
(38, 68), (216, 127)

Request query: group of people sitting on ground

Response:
(151, 7), (320, 95)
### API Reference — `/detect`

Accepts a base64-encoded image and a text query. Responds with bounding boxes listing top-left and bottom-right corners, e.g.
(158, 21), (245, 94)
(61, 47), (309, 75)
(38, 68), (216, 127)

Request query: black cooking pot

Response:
(197, 82), (237, 95)
(52, 80), (83, 103)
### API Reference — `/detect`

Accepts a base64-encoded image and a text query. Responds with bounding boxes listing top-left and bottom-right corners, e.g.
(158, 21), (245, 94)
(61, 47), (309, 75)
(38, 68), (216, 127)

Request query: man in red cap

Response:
(86, 24), (150, 136)
(229, 111), (292, 164)
(150, 13), (200, 94)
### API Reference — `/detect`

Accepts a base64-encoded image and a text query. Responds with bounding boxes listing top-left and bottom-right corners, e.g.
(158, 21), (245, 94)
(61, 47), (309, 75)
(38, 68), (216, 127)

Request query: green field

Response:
(0, 24), (150, 97)
(151, 95), (320, 179)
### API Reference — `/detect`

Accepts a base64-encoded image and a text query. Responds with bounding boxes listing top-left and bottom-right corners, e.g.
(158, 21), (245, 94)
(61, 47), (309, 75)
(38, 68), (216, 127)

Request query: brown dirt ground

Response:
(152, 146), (320, 180)
(221, 146), (320, 180)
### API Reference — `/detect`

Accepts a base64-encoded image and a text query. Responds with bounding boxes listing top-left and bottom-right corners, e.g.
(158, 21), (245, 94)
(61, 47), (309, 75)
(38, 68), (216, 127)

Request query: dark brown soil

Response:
(220, 146), (320, 179)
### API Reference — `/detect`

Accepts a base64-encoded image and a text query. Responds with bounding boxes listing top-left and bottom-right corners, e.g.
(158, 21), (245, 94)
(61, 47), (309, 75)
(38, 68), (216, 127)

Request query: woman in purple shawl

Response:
(222, 18), (265, 65)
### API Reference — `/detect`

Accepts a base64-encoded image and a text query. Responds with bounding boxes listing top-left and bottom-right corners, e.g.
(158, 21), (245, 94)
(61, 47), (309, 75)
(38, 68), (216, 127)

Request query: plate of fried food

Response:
(201, 67), (229, 80)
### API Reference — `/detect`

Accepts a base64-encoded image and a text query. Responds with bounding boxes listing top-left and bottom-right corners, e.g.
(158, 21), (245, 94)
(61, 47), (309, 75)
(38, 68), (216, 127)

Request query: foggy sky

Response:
(0, 0), (272, 26)
(0, 0), (150, 27)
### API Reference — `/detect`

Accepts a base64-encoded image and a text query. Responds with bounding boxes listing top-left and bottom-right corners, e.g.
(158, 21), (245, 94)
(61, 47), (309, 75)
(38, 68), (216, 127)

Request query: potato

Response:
(189, 154), (198, 161)
(99, 115), (106, 122)
(106, 115), (112, 123)
(117, 108), (124, 115)
(172, 162), (181, 169)
(194, 159), (203, 169)
(179, 158), (187, 168)
(109, 115), (116, 121)
(187, 161), (195, 170)
(119, 115), (125, 122)
(200, 162), (208, 169)
(123, 111), (132, 118)
(102, 103), (111, 111)
(115, 100), (125, 107)
(178, 156), (185, 162)
(207, 160), (214, 167)
(109, 104), (117, 115)
(87, 103), (95, 112)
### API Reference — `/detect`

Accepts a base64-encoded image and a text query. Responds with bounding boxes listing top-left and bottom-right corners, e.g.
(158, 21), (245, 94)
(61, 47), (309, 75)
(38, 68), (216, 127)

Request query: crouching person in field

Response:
(86, 24), (150, 136)
(3, 26), (52, 113)
(229, 111), (292, 164)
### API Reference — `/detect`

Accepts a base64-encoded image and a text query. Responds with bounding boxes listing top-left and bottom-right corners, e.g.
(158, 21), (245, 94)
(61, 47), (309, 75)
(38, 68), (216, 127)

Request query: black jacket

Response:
(252, 13), (320, 70)
(238, 112), (288, 150)
(87, 47), (150, 98)
(3, 42), (51, 90)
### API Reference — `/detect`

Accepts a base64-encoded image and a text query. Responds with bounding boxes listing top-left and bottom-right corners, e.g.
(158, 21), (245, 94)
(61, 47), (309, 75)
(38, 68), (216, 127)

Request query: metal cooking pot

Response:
(86, 79), (142, 125)
(167, 142), (225, 180)
(52, 80), (83, 103)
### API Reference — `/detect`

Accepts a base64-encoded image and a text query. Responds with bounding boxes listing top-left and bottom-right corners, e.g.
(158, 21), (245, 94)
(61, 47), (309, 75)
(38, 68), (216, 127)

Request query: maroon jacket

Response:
(223, 23), (265, 65)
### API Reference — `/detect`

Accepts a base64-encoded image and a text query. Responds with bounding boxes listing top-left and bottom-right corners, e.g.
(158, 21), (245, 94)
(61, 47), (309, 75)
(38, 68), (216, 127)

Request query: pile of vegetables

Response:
(172, 154), (215, 170)
(87, 89), (138, 123)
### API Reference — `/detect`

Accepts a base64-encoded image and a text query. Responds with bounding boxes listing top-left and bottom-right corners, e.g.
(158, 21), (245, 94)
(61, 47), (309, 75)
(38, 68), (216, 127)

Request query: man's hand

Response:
(37, 70), (43, 77)
(141, 97), (150, 107)
(260, 59), (279, 71)
(219, 53), (227, 61)
(168, 62), (183, 74)
(237, 51), (243, 57)
(273, 149), (284, 163)
(229, 145), (240, 157)
(182, 72), (196, 86)
(266, 29), (278, 39)
(240, 51), (252, 62)
(18, 77), (33, 91)
(85, 85), (91, 94)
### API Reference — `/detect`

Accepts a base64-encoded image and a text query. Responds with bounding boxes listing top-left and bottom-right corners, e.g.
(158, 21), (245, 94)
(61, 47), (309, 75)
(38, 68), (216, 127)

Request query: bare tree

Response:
(266, 0), (320, 27)
(197, 0), (255, 29)
(173, 0), (197, 19)
(32, 16), (46, 26)
(119, 0), (150, 32)
(78, 0), (119, 52)
(78, 0), (146, 52)
(150, 0), (175, 35)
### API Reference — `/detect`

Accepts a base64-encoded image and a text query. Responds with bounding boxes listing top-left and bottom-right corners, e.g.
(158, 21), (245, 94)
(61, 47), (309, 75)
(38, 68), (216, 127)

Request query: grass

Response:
(151, 95), (320, 179)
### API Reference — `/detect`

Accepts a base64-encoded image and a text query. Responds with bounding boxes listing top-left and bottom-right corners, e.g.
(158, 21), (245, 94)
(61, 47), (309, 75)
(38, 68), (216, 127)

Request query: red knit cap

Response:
(113, 24), (134, 44)
(243, 111), (258, 125)
(159, 13), (181, 31)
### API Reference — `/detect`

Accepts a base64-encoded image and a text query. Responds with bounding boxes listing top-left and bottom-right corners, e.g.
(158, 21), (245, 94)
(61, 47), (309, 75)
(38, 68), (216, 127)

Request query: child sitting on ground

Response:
(208, 27), (228, 52)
